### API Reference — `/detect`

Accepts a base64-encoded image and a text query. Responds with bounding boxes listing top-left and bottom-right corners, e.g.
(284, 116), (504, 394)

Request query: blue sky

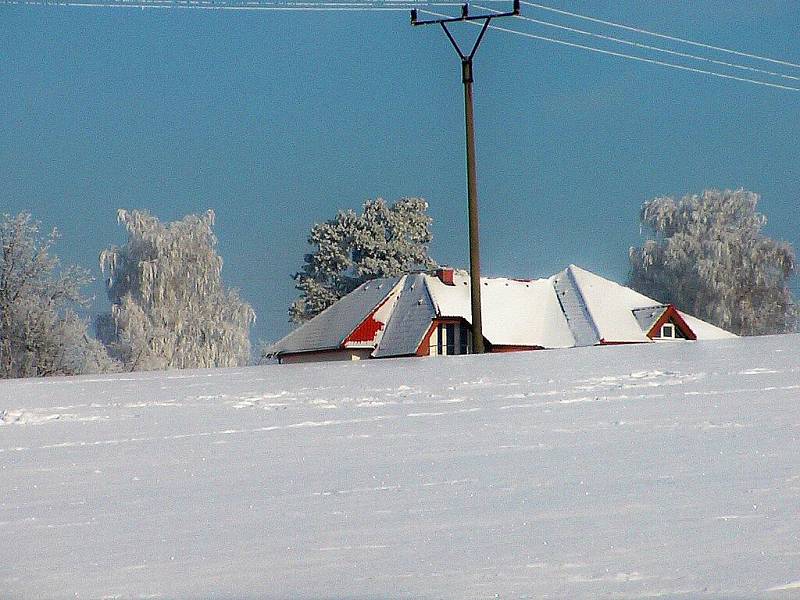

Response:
(2, 0), (799, 344)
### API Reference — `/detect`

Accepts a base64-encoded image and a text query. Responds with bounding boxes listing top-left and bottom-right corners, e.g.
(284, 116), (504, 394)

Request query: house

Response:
(269, 265), (735, 364)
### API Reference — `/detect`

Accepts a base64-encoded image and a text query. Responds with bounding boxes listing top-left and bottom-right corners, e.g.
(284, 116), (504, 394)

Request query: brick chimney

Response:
(436, 267), (455, 286)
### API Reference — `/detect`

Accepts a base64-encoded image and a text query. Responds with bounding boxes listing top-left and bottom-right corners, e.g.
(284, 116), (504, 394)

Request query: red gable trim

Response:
(647, 305), (697, 341)
(346, 313), (383, 344)
(343, 292), (396, 346)
(416, 321), (438, 356)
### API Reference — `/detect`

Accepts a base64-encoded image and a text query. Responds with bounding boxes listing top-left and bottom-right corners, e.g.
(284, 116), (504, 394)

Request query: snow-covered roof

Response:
(373, 275), (437, 358)
(426, 272), (574, 348)
(270, 277), (402, 355)
(632, 305), (670, 333)
(551, 267), (601, 347)
(563, 265), (652, 344)
(678, 312), (738, 340)
(271, 266), (735, 359)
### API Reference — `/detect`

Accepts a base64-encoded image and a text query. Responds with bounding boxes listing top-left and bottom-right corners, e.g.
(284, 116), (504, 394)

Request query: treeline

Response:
(0, 209), (254, 379)
(290, 190), (797, 337)
(1, 189), (796, 379)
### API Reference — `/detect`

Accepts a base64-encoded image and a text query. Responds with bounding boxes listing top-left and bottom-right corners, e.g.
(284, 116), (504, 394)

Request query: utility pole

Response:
(411, 1), (519, 354)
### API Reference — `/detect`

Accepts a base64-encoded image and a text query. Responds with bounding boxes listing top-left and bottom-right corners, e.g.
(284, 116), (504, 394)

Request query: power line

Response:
(521, 1), (800, 71)
(1, 0), (467, 9)
(418, 9), (799, 92)
(1, 0), (470, 4)
(469, 5), (800, 83)
(9, 0), (799, 89)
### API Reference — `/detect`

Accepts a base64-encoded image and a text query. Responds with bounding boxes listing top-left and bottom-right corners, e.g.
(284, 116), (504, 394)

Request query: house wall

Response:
(416, 320), (543, 356)
(279, 348), (374, 364)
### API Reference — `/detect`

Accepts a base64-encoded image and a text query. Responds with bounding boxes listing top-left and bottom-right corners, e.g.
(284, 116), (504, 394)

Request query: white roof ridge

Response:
(566, 264), (595, 279)
(422, 274), (444, 316)
(563, 265), (602, 344)
(342, 275), (407, 344)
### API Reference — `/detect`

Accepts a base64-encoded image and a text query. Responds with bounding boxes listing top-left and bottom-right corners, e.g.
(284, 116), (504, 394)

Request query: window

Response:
(429, 321), (472, 356)
(653, 321), (685, 340)
(445, 324), (455, 355)
(459, 326), (469, 354)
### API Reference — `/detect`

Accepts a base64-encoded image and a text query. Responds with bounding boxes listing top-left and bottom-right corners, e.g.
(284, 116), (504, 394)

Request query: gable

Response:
(644, 305), (697, 341)
(270, 277), (403, 356)
(344, 282), (404, 348)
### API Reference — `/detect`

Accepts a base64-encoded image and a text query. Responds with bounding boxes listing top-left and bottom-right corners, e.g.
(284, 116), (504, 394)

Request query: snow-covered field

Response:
(2, 335), (800, 599)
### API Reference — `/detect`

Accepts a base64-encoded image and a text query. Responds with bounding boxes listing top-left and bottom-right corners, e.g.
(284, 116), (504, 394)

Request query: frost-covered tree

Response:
(98, 209), (255, 371)
(0, 213), (117, 378)
(628, 189), (796, 336)
(290, 197), (438, 323)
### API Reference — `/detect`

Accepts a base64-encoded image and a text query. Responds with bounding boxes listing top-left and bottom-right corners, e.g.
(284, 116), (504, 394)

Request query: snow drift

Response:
(1, 335), (799, 598)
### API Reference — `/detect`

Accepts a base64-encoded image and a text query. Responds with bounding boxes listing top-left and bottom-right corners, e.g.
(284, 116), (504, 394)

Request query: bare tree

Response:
(629, 189), (796, 335)
(98, 209), (255, 370)
(0, 213), (116, 378)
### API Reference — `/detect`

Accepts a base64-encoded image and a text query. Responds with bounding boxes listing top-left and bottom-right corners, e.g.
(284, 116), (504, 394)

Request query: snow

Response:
(427, 271), (575, 348)
(567, 265), (657, 343)
(680, 311), (740, 340)
(2, 334), (799, 598)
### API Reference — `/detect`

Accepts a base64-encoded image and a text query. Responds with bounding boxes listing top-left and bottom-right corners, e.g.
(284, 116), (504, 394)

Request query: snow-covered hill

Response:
(2, 335), (799, 599)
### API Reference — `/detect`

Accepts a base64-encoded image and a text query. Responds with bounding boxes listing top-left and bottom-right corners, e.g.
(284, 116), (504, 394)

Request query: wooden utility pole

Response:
(411, 1), (519, 353)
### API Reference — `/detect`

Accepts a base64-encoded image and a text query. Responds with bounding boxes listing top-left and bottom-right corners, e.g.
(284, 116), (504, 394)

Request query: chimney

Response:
(436, 267), (455, 286)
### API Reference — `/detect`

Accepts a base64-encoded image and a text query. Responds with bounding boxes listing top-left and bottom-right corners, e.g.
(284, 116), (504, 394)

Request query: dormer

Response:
(632, 304), (697, 341)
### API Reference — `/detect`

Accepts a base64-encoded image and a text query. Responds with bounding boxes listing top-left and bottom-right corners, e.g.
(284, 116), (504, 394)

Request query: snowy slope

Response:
(2, 335), (800, 599)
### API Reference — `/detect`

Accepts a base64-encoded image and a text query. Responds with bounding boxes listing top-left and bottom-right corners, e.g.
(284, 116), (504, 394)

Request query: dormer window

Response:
(652, 320), (686, 340)
(633, 304), (697, 342)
